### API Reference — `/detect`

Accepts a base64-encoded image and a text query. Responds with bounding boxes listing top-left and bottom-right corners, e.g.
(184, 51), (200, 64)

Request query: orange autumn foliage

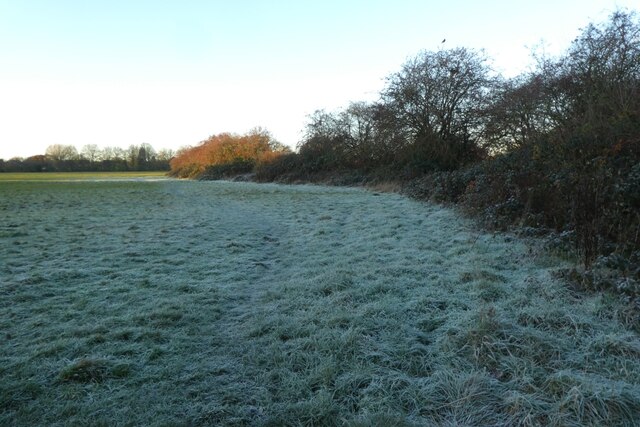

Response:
(170, 130), (285, 178)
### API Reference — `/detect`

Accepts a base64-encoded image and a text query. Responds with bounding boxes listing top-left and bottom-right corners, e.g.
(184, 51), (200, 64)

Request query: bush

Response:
(197, 159), (255, 180)
(169, 130), (280, 178)
(254, 153), (304, 182)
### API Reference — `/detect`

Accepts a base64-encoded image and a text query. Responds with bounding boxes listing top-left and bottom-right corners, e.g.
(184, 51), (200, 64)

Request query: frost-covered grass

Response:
(1, 180), (639, 426)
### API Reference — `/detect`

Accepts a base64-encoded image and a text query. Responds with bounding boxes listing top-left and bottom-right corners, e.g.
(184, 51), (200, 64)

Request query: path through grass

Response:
(1, 180), (639, 425)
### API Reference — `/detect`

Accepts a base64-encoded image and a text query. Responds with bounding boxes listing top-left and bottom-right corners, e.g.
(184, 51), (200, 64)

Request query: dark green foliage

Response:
(197, 159), (256, 180)
(404, 167), (479, 204)
(254, 152), (303, 182)
(408, 130), (640, 272)
(298, 135), (349, 173)
(166, 162), (201, 179)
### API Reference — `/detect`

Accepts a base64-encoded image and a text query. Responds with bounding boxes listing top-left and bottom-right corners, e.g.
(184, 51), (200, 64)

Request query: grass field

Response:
(1, 180), (639, 425)
(0, 171), (168, 181)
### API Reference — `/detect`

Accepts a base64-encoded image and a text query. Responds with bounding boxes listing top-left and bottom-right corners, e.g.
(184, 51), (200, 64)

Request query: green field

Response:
(1, 180), (639, 425)
(0, 171), (168, 181)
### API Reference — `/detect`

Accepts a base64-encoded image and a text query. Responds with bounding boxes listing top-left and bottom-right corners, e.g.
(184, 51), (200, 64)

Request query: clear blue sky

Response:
(0, 0), (637, 159)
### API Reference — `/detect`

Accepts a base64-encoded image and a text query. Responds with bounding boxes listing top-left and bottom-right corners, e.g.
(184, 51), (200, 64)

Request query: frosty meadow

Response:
(1, 178), (639, 425)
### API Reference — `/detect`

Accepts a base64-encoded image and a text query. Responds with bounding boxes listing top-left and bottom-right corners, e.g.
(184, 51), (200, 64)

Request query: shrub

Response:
(197, 159), (255, 180)
(254, 152), (303, 182)
(170, 130), (281, 178)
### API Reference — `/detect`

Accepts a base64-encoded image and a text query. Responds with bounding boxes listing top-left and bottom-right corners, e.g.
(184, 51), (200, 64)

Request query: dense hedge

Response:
(256, 11), (640, 295)
(188, 11), (640, 295)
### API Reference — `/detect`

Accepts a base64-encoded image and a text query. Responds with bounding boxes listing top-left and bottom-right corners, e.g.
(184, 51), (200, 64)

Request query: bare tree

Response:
(156, 148), (175, 161)
(80, 144), (100, 162)
(139, 143), (156, 162)
(382, 48), (494, 166)
(483, 10), (640, 152)
(126, 145), (139, 168)
(560, 10), (640, 131)
(112, 147), (126, 161)
(482, 74), (558, 151)
(45, 144), (78, 161)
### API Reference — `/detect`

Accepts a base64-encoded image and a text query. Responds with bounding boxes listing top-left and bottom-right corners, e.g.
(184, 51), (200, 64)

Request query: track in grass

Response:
(1, 180), (639, 425)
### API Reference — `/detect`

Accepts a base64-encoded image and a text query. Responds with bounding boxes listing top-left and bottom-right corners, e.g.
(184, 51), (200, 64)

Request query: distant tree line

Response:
(0, 143), (173, 172)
